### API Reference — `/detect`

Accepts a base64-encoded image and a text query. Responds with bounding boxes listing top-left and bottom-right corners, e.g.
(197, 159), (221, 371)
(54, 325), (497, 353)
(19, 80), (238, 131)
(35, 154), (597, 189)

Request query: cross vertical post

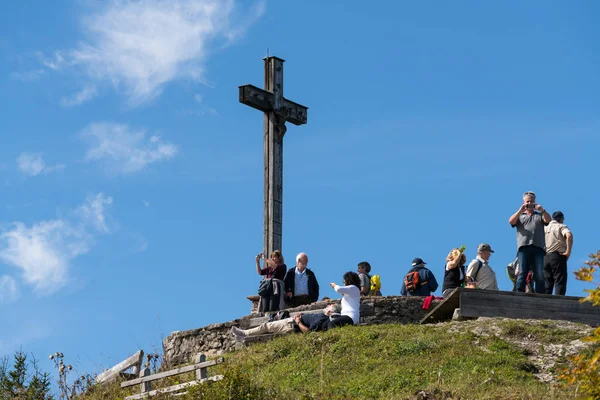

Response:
(264, 57), (284, 256)
(239, 56), (308, 257)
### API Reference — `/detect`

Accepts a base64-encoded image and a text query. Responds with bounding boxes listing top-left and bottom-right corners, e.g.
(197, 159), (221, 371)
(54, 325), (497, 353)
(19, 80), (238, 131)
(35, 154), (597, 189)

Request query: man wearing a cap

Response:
(400, 258), (439, 296)
(466, 244), (499, 290)
(508, 191), (550, 293)
(544, 211), (573, 295)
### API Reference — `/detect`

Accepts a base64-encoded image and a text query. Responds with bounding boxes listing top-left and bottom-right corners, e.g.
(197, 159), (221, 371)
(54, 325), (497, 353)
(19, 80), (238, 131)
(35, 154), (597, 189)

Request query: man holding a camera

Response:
(508, 191), (551, 293)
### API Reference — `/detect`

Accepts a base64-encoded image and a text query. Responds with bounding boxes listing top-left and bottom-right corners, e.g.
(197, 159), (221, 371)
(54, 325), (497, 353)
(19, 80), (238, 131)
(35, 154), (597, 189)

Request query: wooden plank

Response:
(420, 289), (460, 324)
(460, 290), (600, 316)
(124, 376), (223, 400)
(96, 350), (144, 384)
(461, 288), (586, 303)
(121, 358), (224, 388)
(460, 303), (600, 326)
(239, 85), (308, 125)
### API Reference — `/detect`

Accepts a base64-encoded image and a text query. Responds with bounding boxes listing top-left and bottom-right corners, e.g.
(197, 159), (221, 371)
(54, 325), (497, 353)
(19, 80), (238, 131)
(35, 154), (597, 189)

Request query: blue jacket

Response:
(400, 266), (439, 296)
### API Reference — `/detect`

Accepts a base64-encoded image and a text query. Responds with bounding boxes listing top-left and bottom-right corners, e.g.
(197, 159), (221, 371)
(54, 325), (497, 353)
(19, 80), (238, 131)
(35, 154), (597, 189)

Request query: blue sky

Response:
(1, 0), (599, 378)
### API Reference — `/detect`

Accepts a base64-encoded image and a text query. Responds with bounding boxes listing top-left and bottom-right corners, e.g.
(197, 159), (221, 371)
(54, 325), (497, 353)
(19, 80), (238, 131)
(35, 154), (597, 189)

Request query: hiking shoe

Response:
(231, 326), (246, 337)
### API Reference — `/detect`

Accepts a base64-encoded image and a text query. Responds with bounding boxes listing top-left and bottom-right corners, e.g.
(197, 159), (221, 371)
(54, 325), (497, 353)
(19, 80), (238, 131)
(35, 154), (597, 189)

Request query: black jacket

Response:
(283, 267), (319, 303)
(442, 264), (466, 293)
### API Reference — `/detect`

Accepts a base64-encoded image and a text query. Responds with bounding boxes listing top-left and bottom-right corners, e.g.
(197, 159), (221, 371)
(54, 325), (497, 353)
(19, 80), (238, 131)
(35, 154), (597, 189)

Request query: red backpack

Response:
(404, 269), (428, 293)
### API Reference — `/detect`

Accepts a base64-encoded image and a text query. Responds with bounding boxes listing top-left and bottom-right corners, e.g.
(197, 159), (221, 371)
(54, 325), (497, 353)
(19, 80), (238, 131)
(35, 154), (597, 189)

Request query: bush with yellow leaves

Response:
(559, 250), (600, 398)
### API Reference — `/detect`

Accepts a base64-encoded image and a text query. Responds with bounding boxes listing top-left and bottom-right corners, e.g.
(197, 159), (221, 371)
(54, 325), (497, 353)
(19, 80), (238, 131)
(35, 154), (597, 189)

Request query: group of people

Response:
(234, 190), (574, 341)
(232, 269), (361, 341)
(400, 191), (573, 297)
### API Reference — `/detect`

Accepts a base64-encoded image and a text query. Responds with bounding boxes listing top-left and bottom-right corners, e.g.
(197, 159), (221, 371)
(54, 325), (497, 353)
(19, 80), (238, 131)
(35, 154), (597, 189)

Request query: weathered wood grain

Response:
(95, 350), (144, 384)
(124, 376), (223, 400)
(420, 289), (460, 324)
(239, 56), (308, 257)
(120, 358), (224, 388)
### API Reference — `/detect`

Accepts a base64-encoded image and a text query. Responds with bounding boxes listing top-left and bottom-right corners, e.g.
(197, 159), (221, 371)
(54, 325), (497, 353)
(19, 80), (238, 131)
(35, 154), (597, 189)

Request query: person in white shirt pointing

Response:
(329, 271), (361, 329)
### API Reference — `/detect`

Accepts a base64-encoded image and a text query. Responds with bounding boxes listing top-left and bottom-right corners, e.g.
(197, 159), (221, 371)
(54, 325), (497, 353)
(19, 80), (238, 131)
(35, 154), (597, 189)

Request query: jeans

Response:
(516, 245), (546, 293)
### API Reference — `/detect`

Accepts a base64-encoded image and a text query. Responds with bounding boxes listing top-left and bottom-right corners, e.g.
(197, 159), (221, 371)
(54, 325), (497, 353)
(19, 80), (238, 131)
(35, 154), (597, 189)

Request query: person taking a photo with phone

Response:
(508, 191), (551, 293)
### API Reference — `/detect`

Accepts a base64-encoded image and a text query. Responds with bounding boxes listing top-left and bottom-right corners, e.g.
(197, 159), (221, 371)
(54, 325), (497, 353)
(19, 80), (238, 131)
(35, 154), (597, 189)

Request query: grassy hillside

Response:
(85, 318), (597, 400)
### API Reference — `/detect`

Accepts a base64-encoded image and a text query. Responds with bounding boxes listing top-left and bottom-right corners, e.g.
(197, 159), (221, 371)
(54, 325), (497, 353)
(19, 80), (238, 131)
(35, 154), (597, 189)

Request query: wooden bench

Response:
(120, 354), (224, 399)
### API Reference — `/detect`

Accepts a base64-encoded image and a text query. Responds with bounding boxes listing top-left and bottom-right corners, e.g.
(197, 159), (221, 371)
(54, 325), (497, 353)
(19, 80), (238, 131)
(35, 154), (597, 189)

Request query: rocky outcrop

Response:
(162, 296), (440, 366)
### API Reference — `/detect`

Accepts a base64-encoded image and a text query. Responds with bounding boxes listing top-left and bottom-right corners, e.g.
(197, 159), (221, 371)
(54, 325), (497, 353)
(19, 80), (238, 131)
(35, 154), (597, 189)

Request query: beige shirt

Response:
(544, 220), (571, 253)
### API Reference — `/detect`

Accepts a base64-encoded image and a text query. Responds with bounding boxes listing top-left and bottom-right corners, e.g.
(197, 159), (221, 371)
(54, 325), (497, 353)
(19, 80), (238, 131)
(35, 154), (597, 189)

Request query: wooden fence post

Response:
(139, 367), (151, 394)
(195, 354), (207, 380)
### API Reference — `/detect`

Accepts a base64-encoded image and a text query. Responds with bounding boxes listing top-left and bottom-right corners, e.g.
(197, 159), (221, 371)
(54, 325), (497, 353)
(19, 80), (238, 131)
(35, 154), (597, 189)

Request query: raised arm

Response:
(509, 204), (526, 226)
(533, 204), (551, 224)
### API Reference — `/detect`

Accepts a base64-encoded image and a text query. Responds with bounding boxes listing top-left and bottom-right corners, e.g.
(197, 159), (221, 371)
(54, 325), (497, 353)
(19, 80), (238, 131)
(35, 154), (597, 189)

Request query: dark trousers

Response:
(285, 294), (312, 308)
(516, 245), (546, 293)
(259, 294), (281, 312)
(544, 252), (568, 295)
(326, 315), (354, 330)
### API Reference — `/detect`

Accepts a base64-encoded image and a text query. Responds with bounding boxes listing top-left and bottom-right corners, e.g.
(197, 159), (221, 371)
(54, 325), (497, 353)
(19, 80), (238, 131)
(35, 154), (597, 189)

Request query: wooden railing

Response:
(95, 350), (144, 384)
(120, 353), (224, 399)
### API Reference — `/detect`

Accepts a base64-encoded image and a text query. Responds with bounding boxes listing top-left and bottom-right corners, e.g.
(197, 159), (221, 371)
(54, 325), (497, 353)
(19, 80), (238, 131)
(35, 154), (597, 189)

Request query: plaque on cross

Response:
(239, 56), (308, 257)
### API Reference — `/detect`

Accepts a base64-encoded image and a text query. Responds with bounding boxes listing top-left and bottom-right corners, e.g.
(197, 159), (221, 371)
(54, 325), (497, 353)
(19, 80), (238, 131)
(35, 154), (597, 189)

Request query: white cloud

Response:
(41, 0), (265, 105)
(0, 276), (18, 302)
(17, 152), (65, 176)
(76, 193), (114, 233)
(59, 86), (98, 107)
(82, 122), (178, 173)
(11, 69), (45, 82)
(0, 194), (113, 295)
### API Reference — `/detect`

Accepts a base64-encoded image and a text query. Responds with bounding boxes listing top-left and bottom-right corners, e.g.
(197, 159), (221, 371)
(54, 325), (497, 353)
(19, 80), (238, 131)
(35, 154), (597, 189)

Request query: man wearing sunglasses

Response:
(508, 191), (551, 293)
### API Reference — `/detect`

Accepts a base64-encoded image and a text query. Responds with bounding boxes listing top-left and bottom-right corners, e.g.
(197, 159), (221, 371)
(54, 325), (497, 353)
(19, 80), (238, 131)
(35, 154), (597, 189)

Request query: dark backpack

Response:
(404, 269), (427, 293)
(257, 278), (273, 297)
(268, 310), (290, 322)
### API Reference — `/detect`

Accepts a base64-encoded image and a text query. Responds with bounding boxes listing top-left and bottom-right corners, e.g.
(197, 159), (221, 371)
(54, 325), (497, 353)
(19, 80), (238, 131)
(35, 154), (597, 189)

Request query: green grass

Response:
(183, 321), (581, 400)
(79, 320), (588, 400)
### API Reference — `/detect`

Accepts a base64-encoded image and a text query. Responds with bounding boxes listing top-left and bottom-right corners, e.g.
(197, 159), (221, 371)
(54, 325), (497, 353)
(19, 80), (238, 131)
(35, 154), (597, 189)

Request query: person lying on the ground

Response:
(231, 304), (337, 341)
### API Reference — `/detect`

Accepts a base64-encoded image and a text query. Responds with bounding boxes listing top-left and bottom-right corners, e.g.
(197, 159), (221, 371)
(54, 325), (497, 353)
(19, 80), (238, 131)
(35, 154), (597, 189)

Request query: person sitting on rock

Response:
(328, 271), (362, 329)
(357, 261), (372, 296)
(255, 250), (287, 312)
(400, 258), (439, 296)
(231, 304), (336, 341)
(283, 253), (320, 307)
(442, 248), (467, 297)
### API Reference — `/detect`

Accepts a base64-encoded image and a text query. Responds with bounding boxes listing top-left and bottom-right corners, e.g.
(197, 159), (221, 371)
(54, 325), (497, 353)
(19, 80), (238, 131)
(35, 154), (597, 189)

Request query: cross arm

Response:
(239, 85), (308, 125)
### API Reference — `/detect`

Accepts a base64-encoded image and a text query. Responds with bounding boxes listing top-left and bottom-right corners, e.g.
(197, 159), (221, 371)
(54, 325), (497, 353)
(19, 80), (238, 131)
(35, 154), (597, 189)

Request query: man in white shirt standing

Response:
(466, 243), (499, 290)
(544, 211), (573, 295)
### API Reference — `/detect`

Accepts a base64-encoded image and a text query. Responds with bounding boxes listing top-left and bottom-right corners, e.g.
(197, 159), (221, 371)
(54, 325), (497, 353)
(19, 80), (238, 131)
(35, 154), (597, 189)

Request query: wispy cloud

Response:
(0, 193), (113, 295)
(40, 0), (265, 105)
(59, 86), (98, 107)
(16, 152), (65, 177)
(11, 69), (45, 82)
(76, 193), (114, 233)
(82, 122), (178, 174)
(177, 93), (219, 117)
(0, 276), (19, 303)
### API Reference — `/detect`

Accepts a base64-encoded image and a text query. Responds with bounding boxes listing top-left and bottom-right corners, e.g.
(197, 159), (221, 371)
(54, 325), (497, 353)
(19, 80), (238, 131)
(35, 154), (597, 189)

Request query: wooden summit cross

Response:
(239, 56), (308, 256)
